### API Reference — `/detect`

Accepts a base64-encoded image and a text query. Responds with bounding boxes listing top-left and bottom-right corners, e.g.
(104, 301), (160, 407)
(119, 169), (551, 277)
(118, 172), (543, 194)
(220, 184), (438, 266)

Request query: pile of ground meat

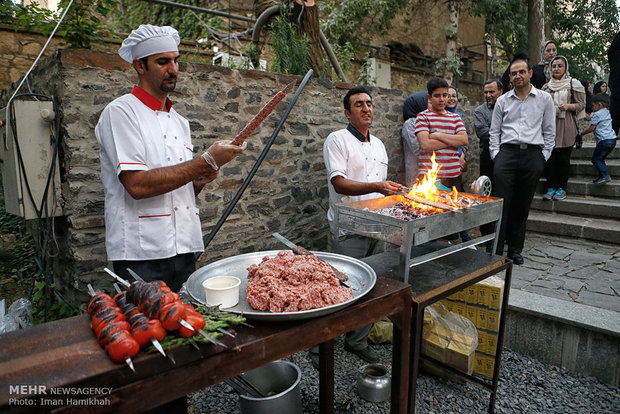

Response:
(246, 251), (353, 313)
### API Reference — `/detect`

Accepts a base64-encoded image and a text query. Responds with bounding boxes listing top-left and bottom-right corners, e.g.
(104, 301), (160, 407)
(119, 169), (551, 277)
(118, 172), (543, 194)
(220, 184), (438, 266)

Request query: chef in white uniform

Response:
(96, 25), (244, 292)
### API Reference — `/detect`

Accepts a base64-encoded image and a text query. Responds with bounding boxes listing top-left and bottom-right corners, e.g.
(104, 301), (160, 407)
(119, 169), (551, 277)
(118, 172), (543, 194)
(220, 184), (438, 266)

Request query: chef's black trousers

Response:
(113, 252), (196, 292)
(492, 144), (545, 256)
(113, 253), (196, 414)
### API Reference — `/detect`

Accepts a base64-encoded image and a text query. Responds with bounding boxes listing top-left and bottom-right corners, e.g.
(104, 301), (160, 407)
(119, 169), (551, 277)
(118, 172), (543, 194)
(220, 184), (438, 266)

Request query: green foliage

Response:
(435, 55), (464, 77)
(113, 0), (224, 43)
(467, 0), (528, 63)
(1, 0), (119, 48)
(268, 13), (310, 75)
(552, 0), (619, 81)
(31, 281), (79, 324)
(56, 0), (119, 49)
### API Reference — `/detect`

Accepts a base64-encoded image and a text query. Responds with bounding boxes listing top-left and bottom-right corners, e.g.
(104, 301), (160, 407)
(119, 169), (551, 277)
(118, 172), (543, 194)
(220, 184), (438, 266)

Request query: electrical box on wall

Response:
(366, 57), (392, 89)
(1, 100), (63, 219)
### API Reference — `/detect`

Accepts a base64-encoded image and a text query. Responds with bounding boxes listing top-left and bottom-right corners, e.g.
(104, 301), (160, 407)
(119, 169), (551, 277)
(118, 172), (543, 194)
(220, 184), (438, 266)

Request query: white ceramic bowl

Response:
(202, 276), (241, 308)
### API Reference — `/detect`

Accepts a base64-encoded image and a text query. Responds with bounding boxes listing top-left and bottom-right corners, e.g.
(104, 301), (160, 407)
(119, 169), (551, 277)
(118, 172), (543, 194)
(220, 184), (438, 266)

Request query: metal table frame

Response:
(335, 194), (503, 283)
(362, 247), (513, 414)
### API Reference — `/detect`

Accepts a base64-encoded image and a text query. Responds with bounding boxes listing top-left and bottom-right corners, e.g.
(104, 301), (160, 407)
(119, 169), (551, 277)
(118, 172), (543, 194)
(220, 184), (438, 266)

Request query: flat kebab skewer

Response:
(112, 283), (169, 360)
(230, 81), (296, 146)
(125, 269), (236, 338)
(401, 192), (461, 212)
(103, 268), (228, 348)
(87, 284), (136, 372)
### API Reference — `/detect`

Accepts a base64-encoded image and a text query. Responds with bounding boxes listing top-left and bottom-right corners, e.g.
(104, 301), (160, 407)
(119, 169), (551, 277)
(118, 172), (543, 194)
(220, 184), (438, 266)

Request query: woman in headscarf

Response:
(541, 56), (586, 201)
(593, 81), (608, 95)
(582, 80), (593, 115)
(532, 40), (557, 89)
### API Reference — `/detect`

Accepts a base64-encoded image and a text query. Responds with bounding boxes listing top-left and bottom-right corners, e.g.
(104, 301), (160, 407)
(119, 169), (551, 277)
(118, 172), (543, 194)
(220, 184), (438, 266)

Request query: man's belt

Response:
(500, 143), (542, 150)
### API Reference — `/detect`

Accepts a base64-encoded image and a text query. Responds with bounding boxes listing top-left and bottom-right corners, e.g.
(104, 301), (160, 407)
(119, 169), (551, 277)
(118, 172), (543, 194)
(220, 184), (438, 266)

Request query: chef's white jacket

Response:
(95, 86), (204, 261)
(323, 128), (388, 235)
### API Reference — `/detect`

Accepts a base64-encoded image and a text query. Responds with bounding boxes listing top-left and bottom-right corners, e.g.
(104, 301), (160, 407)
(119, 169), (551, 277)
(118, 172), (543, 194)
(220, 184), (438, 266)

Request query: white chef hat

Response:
(118, 24), (180, 64)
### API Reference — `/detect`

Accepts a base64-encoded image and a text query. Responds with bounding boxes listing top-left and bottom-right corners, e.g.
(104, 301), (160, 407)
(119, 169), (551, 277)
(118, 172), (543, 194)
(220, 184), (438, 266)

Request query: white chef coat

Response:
(95, 86), (204, 261)
(323, 127), (388, 235)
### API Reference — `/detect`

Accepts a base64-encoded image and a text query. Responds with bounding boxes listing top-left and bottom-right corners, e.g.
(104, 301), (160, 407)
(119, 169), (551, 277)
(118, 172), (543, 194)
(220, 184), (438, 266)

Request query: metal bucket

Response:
(239, 360), (303, 414)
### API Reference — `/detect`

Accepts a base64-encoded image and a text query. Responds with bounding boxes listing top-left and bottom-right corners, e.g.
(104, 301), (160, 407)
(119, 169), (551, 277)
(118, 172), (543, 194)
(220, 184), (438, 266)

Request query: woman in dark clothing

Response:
(593, 81), (608, 95)
(532, 40), (557, 89)
(582, 80), (593, 114)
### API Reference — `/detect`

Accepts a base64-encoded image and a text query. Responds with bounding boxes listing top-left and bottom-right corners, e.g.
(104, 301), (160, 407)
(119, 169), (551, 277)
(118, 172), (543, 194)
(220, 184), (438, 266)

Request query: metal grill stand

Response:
(334, 193), (503, 283)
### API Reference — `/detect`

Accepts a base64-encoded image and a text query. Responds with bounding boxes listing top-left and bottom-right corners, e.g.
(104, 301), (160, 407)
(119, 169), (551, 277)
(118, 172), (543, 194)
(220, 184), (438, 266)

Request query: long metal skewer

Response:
(87, 283), (135, 372)
(112, 283), (169, 360)
(125, 268), (236, 339)
(103, 268), (228, 348)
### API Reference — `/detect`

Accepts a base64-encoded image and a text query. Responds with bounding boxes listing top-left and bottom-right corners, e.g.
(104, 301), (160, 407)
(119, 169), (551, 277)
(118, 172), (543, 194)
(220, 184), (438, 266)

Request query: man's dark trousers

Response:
(492, 145), (546, 256)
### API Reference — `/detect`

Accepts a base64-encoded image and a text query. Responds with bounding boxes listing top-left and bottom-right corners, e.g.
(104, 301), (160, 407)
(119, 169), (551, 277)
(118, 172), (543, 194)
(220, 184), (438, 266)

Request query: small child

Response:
(581, 93), (617, 184)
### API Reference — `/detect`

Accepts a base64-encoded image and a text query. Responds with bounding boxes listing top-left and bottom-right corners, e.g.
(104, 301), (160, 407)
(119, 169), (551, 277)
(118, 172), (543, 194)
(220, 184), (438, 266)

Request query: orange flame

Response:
(405, 152), (461, 209)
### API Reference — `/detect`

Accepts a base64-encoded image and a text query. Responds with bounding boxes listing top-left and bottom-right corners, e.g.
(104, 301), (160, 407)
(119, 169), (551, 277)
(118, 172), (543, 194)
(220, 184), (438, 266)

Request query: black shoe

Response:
(344, 345), (379, 363)
(510, 253), (524, 265)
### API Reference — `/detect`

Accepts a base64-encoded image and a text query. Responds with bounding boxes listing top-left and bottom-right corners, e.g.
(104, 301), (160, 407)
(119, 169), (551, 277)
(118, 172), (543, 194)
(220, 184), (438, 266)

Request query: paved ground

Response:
(512, 232), (620, 313)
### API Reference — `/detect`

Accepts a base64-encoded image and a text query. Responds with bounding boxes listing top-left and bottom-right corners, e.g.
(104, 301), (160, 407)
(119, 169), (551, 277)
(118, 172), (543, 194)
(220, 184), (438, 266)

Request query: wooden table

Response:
(0, 276), (411, 414)
(363, 246), (512, 414)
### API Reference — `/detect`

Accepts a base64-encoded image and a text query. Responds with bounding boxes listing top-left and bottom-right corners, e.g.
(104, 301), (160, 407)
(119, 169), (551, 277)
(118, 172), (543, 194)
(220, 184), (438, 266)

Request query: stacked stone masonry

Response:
(0, 49), (482, 303)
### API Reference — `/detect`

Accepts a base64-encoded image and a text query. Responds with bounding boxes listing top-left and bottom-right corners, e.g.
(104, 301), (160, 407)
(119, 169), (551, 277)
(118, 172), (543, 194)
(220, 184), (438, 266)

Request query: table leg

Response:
(318, 340), (335, 414)
(408, 303), (424, 413)
(388, 292), (412, 414)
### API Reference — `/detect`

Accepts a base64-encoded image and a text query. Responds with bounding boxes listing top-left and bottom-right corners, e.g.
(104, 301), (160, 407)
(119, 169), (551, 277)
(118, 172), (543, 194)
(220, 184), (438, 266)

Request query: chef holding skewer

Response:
(95, 25), (245, 294)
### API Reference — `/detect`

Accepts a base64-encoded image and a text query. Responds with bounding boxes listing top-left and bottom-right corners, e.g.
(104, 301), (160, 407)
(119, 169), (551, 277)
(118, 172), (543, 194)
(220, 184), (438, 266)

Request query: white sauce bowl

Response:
(202, 276), (241, 308)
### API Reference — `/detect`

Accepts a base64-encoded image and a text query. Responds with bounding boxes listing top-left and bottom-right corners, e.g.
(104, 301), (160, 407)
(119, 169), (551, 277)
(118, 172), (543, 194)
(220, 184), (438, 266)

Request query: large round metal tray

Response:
(185, 250), (376, 321)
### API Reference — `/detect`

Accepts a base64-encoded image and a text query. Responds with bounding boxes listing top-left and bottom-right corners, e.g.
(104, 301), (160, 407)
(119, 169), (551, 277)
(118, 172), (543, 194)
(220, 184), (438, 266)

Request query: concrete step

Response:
(537, 177), (620, 199)
(526, 211), (620, 243)
(570, 159), (620, 177)
(531, 194), (620, 219)
(571, 143), (620, 161)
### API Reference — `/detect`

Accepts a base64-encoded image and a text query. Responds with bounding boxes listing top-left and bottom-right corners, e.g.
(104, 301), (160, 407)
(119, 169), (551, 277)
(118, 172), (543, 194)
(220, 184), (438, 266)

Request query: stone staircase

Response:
(527, 143), (620, 244)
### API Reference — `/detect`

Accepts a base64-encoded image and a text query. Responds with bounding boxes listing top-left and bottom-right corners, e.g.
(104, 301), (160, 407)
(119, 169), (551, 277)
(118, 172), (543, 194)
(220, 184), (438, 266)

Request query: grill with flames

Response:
(334, 155), (503, 283)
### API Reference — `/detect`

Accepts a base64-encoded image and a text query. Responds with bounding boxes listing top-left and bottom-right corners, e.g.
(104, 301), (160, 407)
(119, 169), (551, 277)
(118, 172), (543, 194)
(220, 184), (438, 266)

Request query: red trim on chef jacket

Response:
(131, 85), (173, 112)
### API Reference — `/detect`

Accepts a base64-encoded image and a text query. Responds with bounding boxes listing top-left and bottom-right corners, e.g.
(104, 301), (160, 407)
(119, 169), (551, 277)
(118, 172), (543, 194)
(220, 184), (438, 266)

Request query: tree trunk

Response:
(292, 0), (332, 79)
(489, 27), (498, 77)
(528, 0), (545, 65)
(444, 0), (460, 85)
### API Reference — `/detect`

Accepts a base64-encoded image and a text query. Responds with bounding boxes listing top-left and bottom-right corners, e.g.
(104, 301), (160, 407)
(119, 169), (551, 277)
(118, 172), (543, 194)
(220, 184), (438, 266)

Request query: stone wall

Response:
(0, 49), (482, 303)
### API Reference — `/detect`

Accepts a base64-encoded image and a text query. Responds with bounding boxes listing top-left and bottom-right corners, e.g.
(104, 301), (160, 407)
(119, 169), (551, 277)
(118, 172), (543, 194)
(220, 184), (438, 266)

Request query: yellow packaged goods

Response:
(476, 330), (488, 354)
(476, 307), (488, 330)
(465, 304), (478, 324)
(487, 309), (500, 332)
(474, 352), (496, 379)
(465, 286), (477, 303)
(422, 332), (447, 361)
(447, 336), (475, 374)
(483, 276), (504, 310)
(441, 299), (455, 313)
(453, 302), (467, 317)
(476, 284), (490, 306)
(485, 332), (498, 356)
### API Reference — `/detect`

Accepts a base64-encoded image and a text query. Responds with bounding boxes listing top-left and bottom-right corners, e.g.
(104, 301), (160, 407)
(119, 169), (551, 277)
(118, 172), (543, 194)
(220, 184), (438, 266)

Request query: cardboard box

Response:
(476, 284), (490, 307)
(485, 279), (504, 310)
(476, 330), (488, 354)
(447, 336), (475, 375)
(422, 332), (447, 362)
(465, 286), (477, 304)
(474, 352), (495, 379)
(487, 309), (500, 332)
(465, 304), (478, 324)
(476, 307), (488, 331)
(453, 302), (466, 317)
(485, 332), (498, 356)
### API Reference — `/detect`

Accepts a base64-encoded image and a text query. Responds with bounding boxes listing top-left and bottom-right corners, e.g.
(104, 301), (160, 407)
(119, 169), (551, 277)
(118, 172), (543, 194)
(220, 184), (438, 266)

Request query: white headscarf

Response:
(546, 56), (585, 119)
(118, 25), (180, 64)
